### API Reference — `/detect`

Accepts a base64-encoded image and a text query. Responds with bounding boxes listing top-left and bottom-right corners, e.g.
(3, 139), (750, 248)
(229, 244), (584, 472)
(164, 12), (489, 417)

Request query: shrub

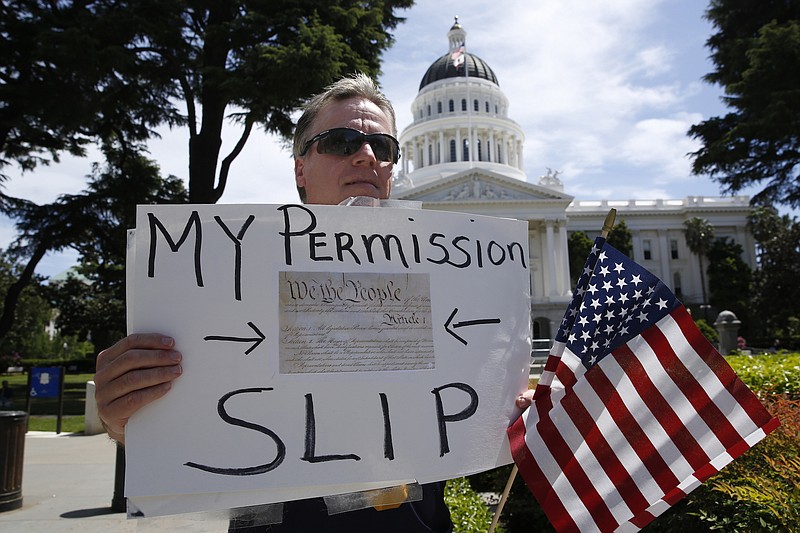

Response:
(727, 353), (800, 399)
(445, 477), (505, 533)
(645, 394), (800, 531)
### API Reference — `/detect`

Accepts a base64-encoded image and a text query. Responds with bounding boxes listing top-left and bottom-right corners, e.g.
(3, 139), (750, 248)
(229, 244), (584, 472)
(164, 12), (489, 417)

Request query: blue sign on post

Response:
(30, 366), (61, 398)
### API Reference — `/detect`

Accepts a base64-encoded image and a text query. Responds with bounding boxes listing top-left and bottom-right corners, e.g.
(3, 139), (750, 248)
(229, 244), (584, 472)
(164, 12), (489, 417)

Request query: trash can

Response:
(0, 411), (27, 512)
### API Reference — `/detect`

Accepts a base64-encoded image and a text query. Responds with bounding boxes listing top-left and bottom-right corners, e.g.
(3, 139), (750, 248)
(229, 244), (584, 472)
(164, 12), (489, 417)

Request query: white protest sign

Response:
(125, 203), (531, 516)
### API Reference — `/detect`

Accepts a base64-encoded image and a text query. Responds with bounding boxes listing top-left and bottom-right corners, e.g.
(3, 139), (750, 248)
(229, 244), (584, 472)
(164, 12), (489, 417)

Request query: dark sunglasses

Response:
(299, 127), (401, 163)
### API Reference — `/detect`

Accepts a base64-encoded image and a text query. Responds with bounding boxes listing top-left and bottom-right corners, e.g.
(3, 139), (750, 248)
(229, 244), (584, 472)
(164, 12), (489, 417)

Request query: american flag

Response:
(508, 237), (779, 532)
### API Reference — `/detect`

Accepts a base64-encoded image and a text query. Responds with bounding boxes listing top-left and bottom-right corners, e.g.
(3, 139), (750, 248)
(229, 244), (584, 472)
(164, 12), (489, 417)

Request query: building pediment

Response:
(395, 169), (573, 206)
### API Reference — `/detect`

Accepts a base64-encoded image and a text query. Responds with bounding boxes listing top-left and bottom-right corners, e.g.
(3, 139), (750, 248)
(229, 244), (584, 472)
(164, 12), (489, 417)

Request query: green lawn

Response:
(2, 372), (94, 433)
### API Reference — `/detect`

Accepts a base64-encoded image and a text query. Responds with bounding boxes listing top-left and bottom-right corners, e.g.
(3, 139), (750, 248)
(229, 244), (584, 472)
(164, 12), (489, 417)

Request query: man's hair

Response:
(293, 73), (397, 202)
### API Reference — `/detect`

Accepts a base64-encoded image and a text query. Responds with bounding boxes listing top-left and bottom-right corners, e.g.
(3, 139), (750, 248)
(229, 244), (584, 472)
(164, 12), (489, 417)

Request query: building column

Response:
(438, 131), (444, 165)
(557, 220), (569, 296)
(631, 233), (642, 263)
(488, 129), (495, 163)
(657, 230), (671, 288)
(456, 129), (463, 162)
(545, 220), (558, 298)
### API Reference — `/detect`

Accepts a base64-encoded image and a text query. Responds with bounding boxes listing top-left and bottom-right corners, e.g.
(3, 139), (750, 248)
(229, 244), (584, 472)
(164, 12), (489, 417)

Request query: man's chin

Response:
(343, 183), (384, 198)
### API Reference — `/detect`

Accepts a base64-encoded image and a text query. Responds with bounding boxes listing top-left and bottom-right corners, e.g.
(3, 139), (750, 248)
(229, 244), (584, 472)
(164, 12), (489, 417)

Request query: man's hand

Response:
(515, 389), (535, 410)
(94, 333), (182, 445)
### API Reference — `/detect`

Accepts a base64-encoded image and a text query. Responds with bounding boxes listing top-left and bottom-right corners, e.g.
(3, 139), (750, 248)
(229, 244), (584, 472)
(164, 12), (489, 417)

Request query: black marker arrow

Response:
(444, 308), (501, 346)
(204, 321), (265, 355)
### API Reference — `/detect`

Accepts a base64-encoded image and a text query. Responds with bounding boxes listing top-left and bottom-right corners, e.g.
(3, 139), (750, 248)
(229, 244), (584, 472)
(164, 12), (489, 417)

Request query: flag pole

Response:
(488, 208), (617, 533)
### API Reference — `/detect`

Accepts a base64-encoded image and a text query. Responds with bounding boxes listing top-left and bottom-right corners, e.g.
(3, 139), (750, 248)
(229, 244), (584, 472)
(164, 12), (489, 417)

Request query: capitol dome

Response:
(419, 18), (499, 89)
(394, 17), (526, 189)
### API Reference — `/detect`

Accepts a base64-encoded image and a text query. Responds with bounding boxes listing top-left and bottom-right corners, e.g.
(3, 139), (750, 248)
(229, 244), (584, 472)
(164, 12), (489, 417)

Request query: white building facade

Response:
(393, 19), (754, 342)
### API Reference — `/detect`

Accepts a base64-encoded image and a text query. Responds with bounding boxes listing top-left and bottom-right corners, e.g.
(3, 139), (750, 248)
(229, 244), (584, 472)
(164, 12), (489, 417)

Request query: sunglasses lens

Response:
(316, 129), (398, 162)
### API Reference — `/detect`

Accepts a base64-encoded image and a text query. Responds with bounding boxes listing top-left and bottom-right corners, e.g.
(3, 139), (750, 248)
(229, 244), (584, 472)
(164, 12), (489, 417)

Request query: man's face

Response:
(295, 97), (395, 206)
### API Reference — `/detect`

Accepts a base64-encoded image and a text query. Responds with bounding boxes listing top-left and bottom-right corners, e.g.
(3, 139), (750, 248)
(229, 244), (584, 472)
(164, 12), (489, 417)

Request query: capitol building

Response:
(392, 19), (755, 343)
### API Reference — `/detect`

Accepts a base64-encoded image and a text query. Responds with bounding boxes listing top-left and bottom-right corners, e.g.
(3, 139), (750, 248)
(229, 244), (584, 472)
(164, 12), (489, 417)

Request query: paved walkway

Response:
(0, 431), (230, 532)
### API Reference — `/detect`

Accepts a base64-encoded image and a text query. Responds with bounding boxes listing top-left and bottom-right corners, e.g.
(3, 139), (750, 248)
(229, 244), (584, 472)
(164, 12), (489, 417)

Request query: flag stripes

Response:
(509, 241), (778, 532)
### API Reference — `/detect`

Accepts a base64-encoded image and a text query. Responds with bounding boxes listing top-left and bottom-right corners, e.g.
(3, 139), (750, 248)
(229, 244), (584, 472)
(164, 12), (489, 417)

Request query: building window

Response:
(485, 101), (490, 113)
(427, 104), (431, 116)
(449, 99), (454, 112)
(437, 101), (442, 114)
(449, 139), (456, 162)
(462, 139), (470, 160)
(673, 272), (683, 298)
(643, 240), (652, 260)
(497, 143), (502, 164)
(670, 239), (679, 259)
(428, 144), (433, 166)
(495, 104), (499, 114)
(473, 99), (479, 112)
(419, 109), (423, 119)
(477, 139), (482, 161)
(461, 98), (467, 111)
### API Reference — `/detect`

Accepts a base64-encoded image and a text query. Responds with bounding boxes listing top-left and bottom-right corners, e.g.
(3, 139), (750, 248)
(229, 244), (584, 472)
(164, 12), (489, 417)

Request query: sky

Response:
(0, 0), (763, 277)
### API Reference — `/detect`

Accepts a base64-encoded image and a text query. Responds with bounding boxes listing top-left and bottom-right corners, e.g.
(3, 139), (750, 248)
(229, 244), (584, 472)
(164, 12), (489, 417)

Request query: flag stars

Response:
(605, 310), (615, 320)
(578, 315), (589, 327)
(599, 265), (611, 277)
(633, 290), (643, 300)
(631, 274), (642, 286)
(637, 311), (649, 323)
(602, 281), (614, 291)
(587, 284), (599, 295)
(616, 277), (628, 289)
(598, 251), (607, 262)
(580, 330), (592, 341)
(613, 262), (625, 274)
(590, 298), (601, 309)
(619, 292), (629, 304)
(592, 313), (603, 323)
(656, 298), (669, 310)
(568, 333), (577, 343)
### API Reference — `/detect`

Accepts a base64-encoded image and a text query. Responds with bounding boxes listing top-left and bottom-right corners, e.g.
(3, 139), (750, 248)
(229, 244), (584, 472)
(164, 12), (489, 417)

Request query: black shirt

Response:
(229, 481), (453, 532)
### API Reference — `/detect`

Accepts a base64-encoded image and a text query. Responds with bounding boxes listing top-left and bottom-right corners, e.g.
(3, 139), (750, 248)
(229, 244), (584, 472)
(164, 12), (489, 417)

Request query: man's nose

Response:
(351, 141), (378, 165)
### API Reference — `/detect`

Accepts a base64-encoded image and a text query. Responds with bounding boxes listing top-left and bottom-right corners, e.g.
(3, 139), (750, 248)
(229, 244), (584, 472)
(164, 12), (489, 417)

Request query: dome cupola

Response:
(395, 18), (526, 190)
(419, 16), (499, 90)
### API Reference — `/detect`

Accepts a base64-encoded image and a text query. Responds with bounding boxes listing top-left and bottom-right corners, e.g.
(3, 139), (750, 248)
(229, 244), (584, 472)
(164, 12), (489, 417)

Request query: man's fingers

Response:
(96, 333), (175, 371)
(100, 381), (174, 445)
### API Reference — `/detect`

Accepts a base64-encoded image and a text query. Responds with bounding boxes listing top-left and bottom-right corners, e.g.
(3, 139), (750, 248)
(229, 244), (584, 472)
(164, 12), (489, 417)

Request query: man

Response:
(95, 73), (532, 531)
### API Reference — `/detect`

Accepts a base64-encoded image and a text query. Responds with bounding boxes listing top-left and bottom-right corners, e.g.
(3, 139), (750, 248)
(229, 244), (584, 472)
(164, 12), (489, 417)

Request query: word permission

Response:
(145, 205), (527, 300)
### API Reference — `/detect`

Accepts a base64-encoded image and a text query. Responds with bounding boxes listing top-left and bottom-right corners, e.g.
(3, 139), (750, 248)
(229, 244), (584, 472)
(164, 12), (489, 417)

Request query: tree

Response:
(0, 250), (54, 357)
(747, 206), (800, 336)
(688, 1), (800, 208)
(607, 218), (633, 257)
(1, 1), (415, 202)
(44, 145), (189, 350)
(683, 217), (715, 314)
(706, 237), (751, 333)
(568, 231), (594, 285)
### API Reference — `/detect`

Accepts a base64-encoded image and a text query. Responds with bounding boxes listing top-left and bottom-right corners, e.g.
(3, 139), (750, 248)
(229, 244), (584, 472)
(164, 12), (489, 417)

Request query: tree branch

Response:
(212, 113), (255, 203)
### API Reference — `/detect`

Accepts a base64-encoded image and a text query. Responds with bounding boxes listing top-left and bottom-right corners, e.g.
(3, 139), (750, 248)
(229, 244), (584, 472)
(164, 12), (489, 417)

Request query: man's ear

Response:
(294, 158), (306, 188)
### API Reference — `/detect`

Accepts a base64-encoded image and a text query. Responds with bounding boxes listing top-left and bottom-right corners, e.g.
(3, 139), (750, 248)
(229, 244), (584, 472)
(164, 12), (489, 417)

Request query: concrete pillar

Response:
(84, 381), (105, 435)
(714, 311), (741, 356)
